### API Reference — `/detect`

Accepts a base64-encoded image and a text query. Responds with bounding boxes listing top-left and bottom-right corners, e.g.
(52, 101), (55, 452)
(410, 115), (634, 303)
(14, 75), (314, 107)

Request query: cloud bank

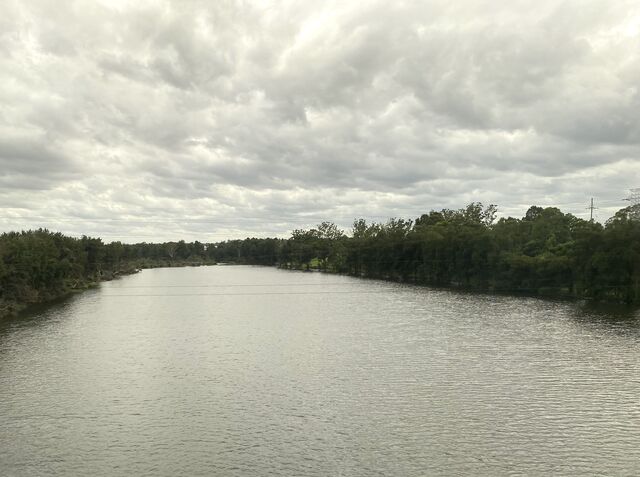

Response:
(1, 0), (639, 241)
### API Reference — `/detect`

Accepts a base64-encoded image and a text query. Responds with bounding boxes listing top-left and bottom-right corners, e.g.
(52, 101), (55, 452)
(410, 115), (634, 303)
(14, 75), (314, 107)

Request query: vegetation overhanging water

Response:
(1, 202), (639, 318)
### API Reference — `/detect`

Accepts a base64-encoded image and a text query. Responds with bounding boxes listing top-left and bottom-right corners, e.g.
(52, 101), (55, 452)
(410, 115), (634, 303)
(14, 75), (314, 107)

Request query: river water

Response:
(1, 265), (639, 476)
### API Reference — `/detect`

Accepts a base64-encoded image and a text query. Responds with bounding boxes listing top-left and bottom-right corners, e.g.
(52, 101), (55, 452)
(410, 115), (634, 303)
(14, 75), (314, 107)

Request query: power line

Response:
(109, 283), (364, 288)
(100, 290), (382, 297)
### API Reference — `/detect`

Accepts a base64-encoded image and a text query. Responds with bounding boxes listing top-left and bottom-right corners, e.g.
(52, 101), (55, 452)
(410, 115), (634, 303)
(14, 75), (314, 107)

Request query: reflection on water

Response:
(570, 301), (640, 337)
(1, 266), (639, 476)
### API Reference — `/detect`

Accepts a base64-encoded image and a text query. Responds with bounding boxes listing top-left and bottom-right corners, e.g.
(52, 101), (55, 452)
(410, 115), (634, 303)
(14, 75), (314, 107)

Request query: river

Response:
(1, 265), (639, 475)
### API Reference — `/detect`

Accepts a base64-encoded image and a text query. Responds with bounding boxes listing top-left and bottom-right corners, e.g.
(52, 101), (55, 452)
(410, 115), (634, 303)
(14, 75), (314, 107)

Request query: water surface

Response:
(1, 266), (639, 475)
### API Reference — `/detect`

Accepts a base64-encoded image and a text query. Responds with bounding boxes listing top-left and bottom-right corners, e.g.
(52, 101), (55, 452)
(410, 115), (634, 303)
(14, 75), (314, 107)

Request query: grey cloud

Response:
(1, 0), (639, 241)
(0, 138), (78, 177)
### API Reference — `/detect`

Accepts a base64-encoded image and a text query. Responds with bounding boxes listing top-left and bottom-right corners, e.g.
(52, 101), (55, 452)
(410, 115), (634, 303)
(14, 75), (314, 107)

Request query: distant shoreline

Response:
(3, 202), (639, 320)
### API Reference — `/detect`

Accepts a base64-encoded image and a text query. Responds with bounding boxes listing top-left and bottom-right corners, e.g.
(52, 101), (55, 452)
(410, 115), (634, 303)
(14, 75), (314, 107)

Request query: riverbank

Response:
(0, 230), (222, 321)
(0, 266), (137, 320)
(276, 262), (635, 305)
(0, 260), (217, 320)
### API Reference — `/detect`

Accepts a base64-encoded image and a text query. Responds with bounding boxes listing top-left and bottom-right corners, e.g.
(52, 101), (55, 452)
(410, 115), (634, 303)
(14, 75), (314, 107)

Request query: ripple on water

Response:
(1, 266), (639, 476)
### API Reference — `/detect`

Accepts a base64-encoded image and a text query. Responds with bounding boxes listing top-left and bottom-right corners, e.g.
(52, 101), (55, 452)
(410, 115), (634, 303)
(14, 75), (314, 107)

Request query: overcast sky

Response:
(1, 0), (639, 242)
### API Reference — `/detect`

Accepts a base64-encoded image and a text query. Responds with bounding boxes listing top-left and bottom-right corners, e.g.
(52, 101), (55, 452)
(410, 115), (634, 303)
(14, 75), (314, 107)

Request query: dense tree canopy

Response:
(2, 203), (639, 318)
(0, 231), (216, 317)
(208, 203), (640, 304)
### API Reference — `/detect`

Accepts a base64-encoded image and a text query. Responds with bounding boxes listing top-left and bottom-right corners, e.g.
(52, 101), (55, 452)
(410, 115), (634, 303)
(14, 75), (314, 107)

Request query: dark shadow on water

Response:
(0, 293), (81, 335)
(568, 301), (640, 337)
(387, 278), (640, 338)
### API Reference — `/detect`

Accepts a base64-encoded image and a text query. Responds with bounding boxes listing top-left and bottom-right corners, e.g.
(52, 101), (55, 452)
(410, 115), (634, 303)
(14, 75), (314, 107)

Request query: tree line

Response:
(0, 232), (216, 317)
(210, 203), (640, 304)
(1, 202), (639, 317)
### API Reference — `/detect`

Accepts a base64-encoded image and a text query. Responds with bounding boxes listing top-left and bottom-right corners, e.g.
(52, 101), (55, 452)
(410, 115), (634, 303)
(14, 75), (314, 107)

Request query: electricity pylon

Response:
(623, 188), (640, 220)
(586, 198), (597, 221)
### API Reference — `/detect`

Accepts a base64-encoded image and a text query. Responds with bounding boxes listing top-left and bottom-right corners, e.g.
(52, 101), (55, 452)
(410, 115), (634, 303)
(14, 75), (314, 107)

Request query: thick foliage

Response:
(0, 231), (216, 316)
(210, 203), (640, 303)
(3, 203), (639, 314)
